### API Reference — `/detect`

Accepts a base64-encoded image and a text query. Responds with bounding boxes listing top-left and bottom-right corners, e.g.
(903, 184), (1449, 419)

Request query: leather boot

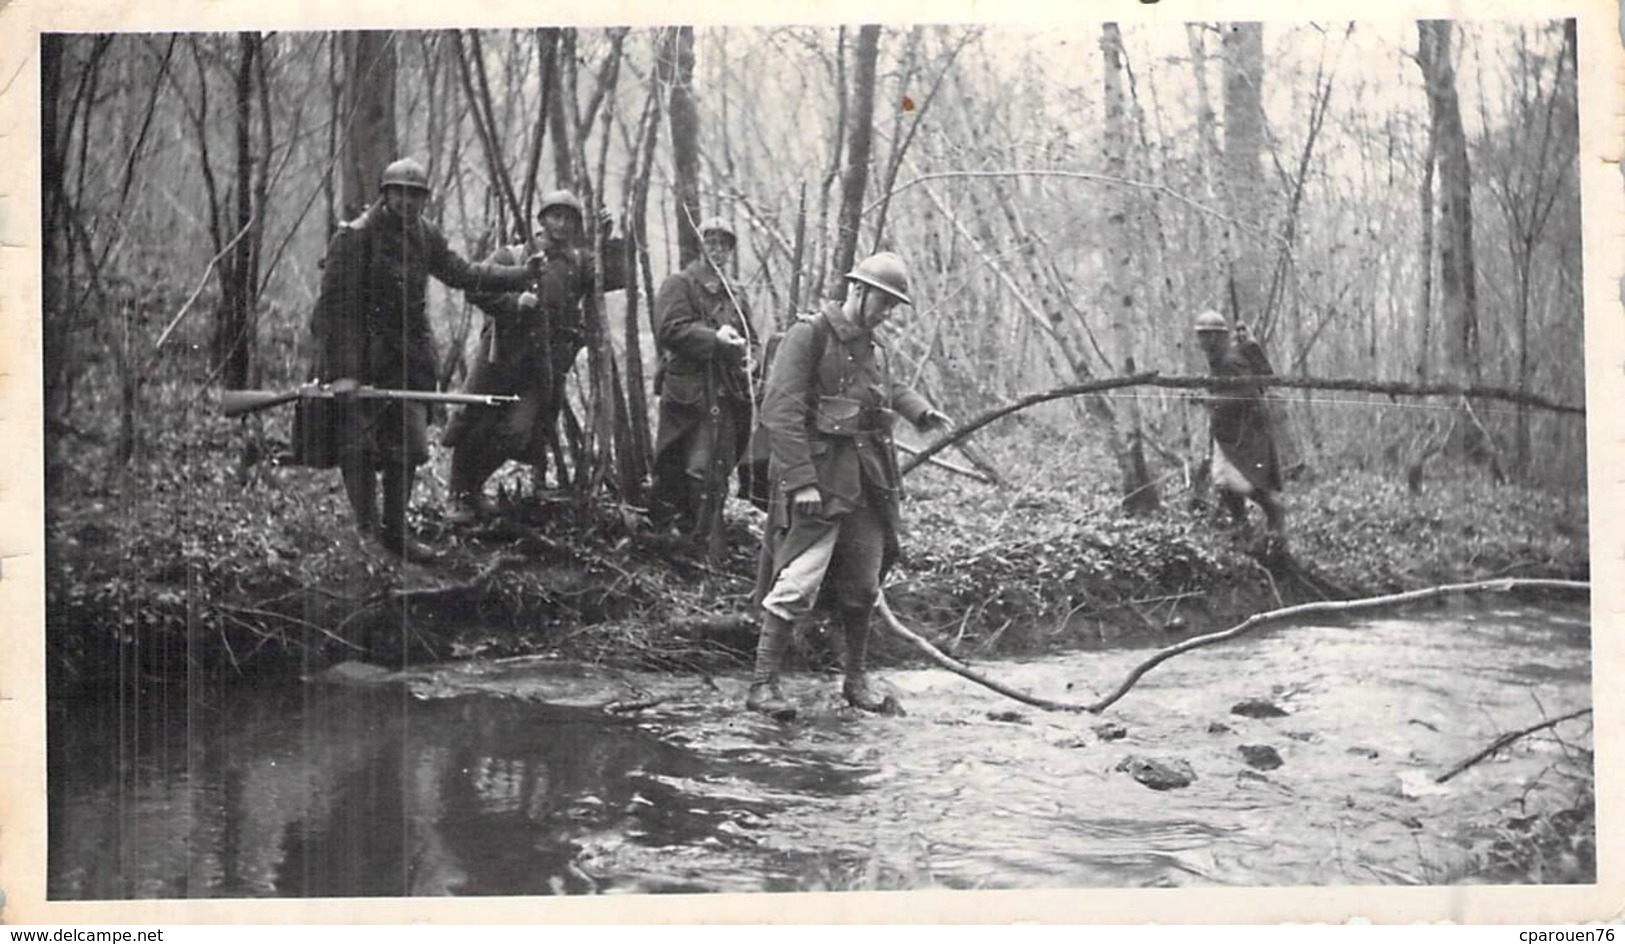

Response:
(840, 606), (891, 713)
(379, 465), (440, 563)
(447, 447), (501, 524)
(340, 459), (379, 537)
(745, 611), (797, 721)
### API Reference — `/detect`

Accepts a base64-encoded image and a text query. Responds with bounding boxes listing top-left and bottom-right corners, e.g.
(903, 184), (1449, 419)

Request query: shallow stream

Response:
(48, 601), (1592, 897)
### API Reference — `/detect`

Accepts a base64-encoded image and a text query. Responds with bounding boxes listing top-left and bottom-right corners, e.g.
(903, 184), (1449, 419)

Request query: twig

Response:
(1435, 708), (1594, 784)
(1088, 579), (1587, 714)
(214, 602), (364, 652)
(894, 440), (991, 483)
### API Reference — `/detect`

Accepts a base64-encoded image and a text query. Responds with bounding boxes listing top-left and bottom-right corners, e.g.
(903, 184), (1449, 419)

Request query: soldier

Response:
(747, 252), (952, 720)
(1194, 309), (1286, 541)
(649, 217), (757, 547)
(441, 189), (625, 523)
(309, 158), (537, 561)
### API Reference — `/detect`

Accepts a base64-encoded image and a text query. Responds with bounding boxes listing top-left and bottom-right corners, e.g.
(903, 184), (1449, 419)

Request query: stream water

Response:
(47, 601), (1592, 897)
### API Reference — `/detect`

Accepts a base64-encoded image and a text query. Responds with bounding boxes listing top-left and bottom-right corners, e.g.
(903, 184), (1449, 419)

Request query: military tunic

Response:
(651, 258), (757, 533)
(441, 234), (623, 463)
(1206, 339), (1282, 495)
(752, 302), (932, 618)
(309, 201), (533, 467)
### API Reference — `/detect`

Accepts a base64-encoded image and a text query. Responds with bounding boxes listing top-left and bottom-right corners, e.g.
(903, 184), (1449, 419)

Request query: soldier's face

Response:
(851, 286), (902, 330)
(702, 234), (735, 270)
(1197, 330), (1230, 363)
(539, 209), (577, 241)
(385, 187), (428, 223)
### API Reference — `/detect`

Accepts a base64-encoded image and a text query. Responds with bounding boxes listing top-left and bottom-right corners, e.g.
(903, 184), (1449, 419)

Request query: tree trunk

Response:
(216, 32), (256, 392)
(1417, 20), (1490, 470)
(1221, 22), (1268, 324)
(663, 26), (703, 268)
(41, 33), (71, 440)
(828, 24), (881, 295)
(1100, 23), (1159, 515)
(339, 31), (397, 220)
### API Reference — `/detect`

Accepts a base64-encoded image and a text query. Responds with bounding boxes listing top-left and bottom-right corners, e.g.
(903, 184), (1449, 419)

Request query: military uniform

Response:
(442, 230), (624, 496)
(308, 162), (532, 557)
(746, 254), (946, 720)
(1206, 339), (1282, 497)
(650, 257), (757, 539)
(1195, 311), (1286, 539)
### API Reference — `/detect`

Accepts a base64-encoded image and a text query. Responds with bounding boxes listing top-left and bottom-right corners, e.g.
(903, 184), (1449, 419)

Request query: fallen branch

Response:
(1087, 579), (1588, 714)
(875, 592), (1093, 713)
(1435, 707), (1594, 784)
(876, 579), (1587, 716)
(903, 373), (1584, 474)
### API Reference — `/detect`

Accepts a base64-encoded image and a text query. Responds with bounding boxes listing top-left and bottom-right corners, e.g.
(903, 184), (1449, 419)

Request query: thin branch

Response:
(1435, 708), (1593, 784)
(1089, 579), (1586, 714)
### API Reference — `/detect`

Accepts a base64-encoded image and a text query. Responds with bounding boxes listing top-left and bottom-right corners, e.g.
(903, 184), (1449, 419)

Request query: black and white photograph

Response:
(3, 0), (1621, 925)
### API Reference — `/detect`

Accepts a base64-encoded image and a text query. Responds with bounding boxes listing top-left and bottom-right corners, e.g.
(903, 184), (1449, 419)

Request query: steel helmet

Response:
(1194, 310), (1230, 333)
(844, 251), (912, 306)
(537, 189), (585, 222)
(380, 158), (431, 194)
(698, 216), (737, 244)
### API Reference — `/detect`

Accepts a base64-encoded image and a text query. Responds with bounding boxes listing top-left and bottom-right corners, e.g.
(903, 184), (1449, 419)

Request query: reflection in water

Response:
(48, 603), (1592, 897)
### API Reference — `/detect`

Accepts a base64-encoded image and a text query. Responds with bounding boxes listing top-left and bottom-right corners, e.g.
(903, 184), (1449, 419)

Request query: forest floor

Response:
(45, 376), (1589, 685)
(41, 376), (1594, 885)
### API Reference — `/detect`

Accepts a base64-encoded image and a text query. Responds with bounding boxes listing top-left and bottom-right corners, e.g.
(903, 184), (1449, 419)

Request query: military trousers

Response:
(759, 503), (886, 622)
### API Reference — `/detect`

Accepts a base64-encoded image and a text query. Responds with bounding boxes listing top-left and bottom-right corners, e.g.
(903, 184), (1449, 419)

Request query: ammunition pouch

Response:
(814, 397), (896, 440)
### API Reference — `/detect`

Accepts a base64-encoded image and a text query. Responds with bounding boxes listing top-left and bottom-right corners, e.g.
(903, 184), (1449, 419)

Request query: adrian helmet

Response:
(380, 158), (431, 194)
(537, 189), (585, 222)
(1194, 310), (1231, 334)
(844, 251), (912, 307)
(698, 216), (737, 245)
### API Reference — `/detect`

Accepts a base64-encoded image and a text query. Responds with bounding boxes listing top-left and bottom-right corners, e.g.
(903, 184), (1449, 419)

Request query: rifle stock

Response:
(221, 384), (520, 417)
(221, 387), (307, 417)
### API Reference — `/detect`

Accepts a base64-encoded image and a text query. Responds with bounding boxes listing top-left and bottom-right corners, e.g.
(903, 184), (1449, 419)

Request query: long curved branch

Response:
(903, 373), (1585, 474)
(877, 580), (1588, 716)
(1086, 579), (1588, 713)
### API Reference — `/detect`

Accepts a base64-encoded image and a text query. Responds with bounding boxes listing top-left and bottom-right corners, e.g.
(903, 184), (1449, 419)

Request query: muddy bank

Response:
(45, 447), (1588, 691)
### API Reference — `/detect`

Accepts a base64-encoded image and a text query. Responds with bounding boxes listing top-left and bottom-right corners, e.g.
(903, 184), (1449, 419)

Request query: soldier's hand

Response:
(329, 377), (361, 400)
(790, 485), (821, 516)
(916, 408), (953, 432)
(596, 208), (616, 235)
(517, 291), (540, 312)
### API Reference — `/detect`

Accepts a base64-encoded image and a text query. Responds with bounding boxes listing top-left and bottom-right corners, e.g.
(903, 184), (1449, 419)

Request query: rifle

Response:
(221, 384), (520, 418)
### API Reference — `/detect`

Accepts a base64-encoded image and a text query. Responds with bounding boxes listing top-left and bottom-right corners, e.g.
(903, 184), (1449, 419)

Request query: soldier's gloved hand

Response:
(526, 251), (548, 274)
(329, 377), (361, 401)
(595, 208), (616, 235)
(916, 407), (953, 432)
(517, 291), (541, 312)
(790, 485), (821, 517)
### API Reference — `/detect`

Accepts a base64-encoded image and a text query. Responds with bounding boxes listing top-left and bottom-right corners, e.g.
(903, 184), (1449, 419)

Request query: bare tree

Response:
(827, 24), (880, 293)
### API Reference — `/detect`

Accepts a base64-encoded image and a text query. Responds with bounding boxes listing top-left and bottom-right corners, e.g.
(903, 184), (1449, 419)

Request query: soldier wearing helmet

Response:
(308, 157), (537, 561)
(1193, 309), (1286, 541)
(441, 188), (625, 522)
(649, 216), (758, 549)
(745, 251), (952, 720)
